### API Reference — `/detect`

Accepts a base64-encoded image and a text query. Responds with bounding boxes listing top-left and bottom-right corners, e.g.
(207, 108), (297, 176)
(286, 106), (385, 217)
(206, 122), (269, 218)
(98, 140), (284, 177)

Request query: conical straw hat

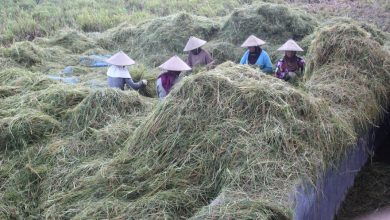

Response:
(241, 35), (266, 47)
(106, 51), (135, 66)
(277, 39), (304, 52)
(159, 55), (192, 71)
(183, 36), (207, 52)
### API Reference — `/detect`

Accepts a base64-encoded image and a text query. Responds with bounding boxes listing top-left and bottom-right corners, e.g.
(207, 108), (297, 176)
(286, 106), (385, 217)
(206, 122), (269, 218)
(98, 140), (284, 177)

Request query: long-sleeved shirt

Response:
(106, 65), (143, 90)
(156, 78), (167, 100)
(240, 50), (273, 73)
(107, 76), (143, 90)
(187, 49), (214, 68)
(275, 56), (305, 80)
(155, 74), (180, 100)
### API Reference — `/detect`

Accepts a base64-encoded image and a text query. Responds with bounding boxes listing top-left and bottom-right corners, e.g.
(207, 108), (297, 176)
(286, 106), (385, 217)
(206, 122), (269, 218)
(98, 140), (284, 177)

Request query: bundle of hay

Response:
(0, 144), (54, 219)
(319, 18), (388, 46)
(40, 62), (347, 219)
(49, 116), (145, 159)
(0, 32), (92, 70)
(0, 111), (150, 218)
(88, 118), (144, 154)
(37, 118), (144, 212)
(98, 3), (315, 67)
(0, 86), (22, 98)
(0, 57), (20, 69)
(25, 85), (90, 118)
(44, 30), (97, 54)
(115, 64), (349, 219)
(195, 23), (390, 219)
(135, 13), (219, 63)
(305, 23), (390, 115)
(129, 64), (159, 97)
(40, 21), (389, 219)
(0, 41), (48, 67)
(220, 3), (316, 45)
(65, 88), (147, 132)
(306, 23), (389, 78)
(203, 41), (243, 64)
(0, 109), (60, 151)
(35, 87), (156, 217)
(193, 195), (289, 220)
(0, 68), (38, 85)
(99, 13), (220, 66)
(0, 85), (89, 122)
(38, 46), (79, 67)
(0, 68), (56, 91)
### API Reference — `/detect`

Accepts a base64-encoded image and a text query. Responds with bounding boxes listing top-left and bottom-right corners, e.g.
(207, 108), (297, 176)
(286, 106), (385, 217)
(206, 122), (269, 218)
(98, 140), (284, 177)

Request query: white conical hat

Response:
(106, 51), (135, 66)
(241, 35), (266, 47)
(183, 36), (207, 52)
(277, 39), (304, 52)
(159, 55), (192, 71)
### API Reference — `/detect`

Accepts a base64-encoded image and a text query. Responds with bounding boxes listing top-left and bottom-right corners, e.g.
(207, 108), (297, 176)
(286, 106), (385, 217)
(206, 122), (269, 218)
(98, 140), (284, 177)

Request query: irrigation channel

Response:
(336, 110), (390, 220)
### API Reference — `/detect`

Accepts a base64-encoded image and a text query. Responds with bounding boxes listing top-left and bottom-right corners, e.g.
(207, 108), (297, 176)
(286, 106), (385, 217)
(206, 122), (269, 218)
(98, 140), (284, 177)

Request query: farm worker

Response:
(240, 35), (273, 73)
(156, 55), (191, 100)
(184, 36), (215, 69)
(274, 39), (305, 81)
(106, 51), (147, 90)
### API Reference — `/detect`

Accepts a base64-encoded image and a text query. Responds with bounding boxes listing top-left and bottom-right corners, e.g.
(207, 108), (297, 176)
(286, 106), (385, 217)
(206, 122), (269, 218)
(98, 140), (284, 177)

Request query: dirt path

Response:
(290, 0), (390, 32)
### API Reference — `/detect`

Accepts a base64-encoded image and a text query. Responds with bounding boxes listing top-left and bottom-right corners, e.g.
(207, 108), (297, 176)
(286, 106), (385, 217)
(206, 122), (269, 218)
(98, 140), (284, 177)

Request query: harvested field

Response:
(0, 0), (389, 219)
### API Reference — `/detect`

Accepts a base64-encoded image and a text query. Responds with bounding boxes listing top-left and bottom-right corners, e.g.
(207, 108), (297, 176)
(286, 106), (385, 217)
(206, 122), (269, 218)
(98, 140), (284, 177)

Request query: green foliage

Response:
(0, 0), (389, 219)
(99, 3), (316, 66)
(0, 68), (55, 90)
(38, 22), (390, 219)
(305, 22), (390, 133)
(45, 30), (97, 53)
(0, 109), (60, 150)
(65, 89), (147, 132)
(0, 85), (90, 119)
(0, 41), (47, 67)
(220, 3), (317, 45)
(204, 41), (244, 64)
(130, 64), (159, 98)
(0, 0), (250, 45)
(0, 143), (55, 219)
(99, 12), (220, 66)
(0, 86), (22, 98)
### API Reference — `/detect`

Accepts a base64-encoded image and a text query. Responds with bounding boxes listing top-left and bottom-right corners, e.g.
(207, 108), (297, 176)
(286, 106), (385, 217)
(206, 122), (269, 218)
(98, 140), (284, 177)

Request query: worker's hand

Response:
(141, 79), (148, 85)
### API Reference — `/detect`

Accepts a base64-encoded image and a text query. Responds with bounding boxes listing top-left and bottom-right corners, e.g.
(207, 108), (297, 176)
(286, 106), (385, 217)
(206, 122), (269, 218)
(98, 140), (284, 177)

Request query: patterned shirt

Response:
(275, 56), (305, 79)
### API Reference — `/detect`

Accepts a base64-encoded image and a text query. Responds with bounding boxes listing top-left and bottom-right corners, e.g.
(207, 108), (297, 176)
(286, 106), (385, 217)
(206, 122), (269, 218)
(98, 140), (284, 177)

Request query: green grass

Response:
(1, 0), (387, 45)
(0, 0), (252, 45)
(0, 0), (389, 219)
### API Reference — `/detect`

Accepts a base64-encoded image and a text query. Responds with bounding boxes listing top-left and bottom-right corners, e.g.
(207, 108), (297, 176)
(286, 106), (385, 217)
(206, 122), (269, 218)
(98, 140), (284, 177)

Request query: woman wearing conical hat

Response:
(184, 36), (214, 69)
(274, 39), (305, 81)
(239, 35), (273, 73)
(156, 55), (191, 100)
(106, 51), (147, 90)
